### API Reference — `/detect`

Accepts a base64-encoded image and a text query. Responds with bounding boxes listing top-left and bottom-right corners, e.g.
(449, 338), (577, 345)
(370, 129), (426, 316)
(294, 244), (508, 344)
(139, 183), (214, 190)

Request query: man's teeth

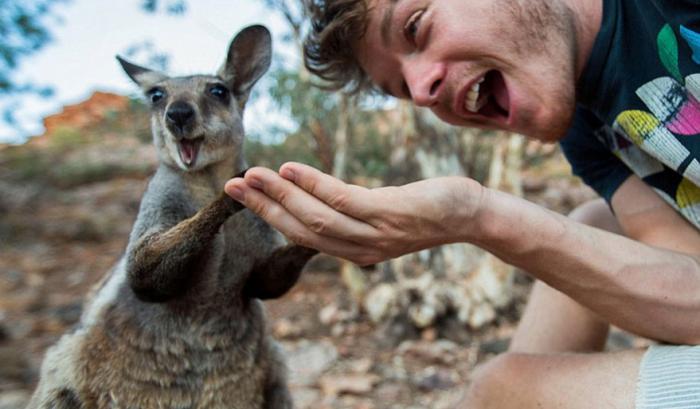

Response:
(465, 76), (487, 113)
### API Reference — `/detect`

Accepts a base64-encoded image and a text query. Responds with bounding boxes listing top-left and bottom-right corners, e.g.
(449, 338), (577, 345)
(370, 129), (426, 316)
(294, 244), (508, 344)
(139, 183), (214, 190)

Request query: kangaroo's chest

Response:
(77, 307), (268, 409)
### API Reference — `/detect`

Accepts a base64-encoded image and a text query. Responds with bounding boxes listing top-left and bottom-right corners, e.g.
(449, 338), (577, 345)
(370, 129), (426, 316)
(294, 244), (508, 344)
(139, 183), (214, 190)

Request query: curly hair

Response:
(303, 0), (373, 93)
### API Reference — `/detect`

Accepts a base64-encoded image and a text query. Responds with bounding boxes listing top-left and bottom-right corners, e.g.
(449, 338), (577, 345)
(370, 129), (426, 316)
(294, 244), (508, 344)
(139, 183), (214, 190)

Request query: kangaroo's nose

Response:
(166, 101), (195, 133)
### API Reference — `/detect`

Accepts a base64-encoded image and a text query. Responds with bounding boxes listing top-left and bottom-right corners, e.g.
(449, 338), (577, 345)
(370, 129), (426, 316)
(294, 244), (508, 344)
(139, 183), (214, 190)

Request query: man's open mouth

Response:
(178, 137), (203, 167)
(462, 70), (510, 122)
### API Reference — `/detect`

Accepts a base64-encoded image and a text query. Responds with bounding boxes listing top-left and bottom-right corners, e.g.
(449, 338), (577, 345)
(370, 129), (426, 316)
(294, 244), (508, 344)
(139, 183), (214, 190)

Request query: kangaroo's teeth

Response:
(465, 76), (487, 113)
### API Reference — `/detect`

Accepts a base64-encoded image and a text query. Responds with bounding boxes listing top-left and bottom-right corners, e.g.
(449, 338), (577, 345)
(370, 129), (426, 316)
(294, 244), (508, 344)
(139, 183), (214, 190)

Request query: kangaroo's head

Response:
(117, 25), (272, 171)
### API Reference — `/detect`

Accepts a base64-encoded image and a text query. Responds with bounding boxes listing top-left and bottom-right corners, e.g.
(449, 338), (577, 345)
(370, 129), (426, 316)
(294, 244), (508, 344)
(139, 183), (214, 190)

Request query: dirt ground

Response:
(0, 152), (647, 409)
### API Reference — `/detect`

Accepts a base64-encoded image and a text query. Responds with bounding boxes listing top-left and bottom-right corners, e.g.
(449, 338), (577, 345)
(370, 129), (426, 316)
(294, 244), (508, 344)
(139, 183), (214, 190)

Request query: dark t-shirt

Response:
(560, 0), (700, 227)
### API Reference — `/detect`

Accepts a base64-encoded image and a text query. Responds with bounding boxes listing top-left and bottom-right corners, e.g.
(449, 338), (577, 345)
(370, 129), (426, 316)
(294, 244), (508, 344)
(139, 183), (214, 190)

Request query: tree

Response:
(0, 0), (184, 134)
(140, 0), (187, 15)
(261, 0), (356, 178)
(0, 0), (67, 126)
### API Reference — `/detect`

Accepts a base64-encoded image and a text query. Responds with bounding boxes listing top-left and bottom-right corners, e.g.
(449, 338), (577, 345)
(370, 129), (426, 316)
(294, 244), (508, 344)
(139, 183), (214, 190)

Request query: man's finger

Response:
(225, 176), (377, 261)
(239, 167), (379, 242)
(278, 162), (375, 219)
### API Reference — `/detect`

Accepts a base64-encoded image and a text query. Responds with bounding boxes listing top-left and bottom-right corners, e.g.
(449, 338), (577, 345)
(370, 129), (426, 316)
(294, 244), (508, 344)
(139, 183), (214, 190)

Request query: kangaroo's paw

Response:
(244, 244), (318, 300)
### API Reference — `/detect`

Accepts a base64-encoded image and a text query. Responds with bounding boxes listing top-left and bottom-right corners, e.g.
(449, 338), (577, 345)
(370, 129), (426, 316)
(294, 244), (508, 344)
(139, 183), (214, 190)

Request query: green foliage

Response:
(0, 98), (154, 188)
(0, 0), (65, 94)
(0, 0), (65, 129)
(140, 0), (187, 15)
(51, 161), (149, 188)
(246, 134), (323, 171)
(268, 67), (338, 134)
(1, 145), (50, 181)
(1, 132), (151, 188)
(48, 127), (85, 152)
(262, 64), (395, 181)
(347, 126), (391, 179)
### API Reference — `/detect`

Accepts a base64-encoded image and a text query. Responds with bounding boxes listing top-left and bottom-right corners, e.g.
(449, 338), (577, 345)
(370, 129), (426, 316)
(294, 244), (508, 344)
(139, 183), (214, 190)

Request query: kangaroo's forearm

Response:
(244, 244), (318, 300)
(128, 192), (245, 302)
(471, 188), (700, 344)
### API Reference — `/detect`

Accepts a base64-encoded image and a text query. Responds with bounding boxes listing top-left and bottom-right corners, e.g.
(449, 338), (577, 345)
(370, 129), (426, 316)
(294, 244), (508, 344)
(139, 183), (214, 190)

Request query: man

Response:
(225, 0), (700, 407)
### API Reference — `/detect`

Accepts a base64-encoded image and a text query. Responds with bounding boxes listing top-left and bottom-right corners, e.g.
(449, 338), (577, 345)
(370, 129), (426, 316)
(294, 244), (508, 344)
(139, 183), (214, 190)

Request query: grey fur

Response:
(28, 25), (316, 409)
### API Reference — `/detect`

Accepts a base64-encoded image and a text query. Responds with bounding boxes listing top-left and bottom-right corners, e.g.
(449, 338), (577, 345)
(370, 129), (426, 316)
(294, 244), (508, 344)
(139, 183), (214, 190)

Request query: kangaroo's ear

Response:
(116, 56), (169, 89)
(218, 25), (272, 105)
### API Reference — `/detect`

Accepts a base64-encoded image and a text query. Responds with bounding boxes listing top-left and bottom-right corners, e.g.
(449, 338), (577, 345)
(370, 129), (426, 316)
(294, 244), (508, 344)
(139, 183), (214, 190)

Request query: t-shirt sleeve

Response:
(559, 106), (632, 202)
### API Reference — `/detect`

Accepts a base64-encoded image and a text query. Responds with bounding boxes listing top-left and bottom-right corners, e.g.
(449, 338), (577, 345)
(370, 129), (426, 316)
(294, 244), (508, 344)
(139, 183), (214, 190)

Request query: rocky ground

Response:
(0, 136), (648, 408)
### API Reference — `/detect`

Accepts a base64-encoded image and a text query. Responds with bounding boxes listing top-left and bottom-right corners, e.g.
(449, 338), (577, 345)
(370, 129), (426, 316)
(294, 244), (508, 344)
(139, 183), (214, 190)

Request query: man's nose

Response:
(404, 62), (446, 107)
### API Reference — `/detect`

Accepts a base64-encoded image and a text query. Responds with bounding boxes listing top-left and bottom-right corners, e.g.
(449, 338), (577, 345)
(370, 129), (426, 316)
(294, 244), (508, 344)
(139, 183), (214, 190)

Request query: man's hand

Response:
(224, 162), (486, 265)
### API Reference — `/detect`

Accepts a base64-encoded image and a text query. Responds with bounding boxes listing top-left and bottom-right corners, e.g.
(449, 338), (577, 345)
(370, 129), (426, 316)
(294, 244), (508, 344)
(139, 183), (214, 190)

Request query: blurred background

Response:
(0, 1), (634, 408)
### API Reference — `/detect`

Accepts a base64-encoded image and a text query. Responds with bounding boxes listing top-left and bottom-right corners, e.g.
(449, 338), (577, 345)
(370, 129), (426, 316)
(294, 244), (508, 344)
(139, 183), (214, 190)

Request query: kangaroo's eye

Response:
(209, 84), (229, 102)
(403, 9), (425, 46)
(147, 88), (166, 104)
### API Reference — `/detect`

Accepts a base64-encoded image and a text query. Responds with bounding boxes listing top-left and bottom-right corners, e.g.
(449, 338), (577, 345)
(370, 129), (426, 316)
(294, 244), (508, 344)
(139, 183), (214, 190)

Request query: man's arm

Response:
(477, 174), (700, 344)
(226, 164), (700, 344)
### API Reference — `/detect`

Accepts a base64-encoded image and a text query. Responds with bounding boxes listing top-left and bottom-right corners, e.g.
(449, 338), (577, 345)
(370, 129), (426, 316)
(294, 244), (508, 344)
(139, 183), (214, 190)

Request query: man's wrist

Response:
(462, 185), (542, 258)
(450, 177), (497, 245)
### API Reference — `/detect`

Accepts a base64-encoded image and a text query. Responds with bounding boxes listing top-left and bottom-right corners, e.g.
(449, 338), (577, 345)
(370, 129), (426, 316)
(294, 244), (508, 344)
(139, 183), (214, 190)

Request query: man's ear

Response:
(116, 56), (169, 89)
(218, 25), (272, 106)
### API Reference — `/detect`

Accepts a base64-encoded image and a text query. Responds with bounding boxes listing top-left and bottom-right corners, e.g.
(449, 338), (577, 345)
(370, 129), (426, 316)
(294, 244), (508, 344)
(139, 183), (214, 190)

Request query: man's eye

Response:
(403, 9), (425, 45)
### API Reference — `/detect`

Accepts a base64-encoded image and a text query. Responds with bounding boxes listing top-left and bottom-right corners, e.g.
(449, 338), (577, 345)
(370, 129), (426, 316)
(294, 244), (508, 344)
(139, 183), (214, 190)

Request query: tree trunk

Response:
(332, 95), (350, 180)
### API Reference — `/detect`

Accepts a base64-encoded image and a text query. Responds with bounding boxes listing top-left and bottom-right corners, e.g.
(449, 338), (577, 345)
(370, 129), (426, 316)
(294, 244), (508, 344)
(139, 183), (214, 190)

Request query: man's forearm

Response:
(470, 186), (700, 344)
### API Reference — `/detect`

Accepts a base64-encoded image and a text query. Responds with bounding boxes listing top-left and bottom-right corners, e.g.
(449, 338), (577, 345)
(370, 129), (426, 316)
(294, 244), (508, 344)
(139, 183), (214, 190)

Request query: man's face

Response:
(356, 0), (580, 141)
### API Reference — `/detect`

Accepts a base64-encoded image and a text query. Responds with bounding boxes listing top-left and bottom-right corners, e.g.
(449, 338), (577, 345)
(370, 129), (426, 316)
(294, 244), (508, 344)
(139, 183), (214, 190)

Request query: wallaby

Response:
(27, 25), (317, 409)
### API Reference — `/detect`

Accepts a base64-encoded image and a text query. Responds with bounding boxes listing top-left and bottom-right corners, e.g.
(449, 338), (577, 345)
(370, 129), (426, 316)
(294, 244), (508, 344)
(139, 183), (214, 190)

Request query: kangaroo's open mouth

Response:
(178, 137), (203, 167)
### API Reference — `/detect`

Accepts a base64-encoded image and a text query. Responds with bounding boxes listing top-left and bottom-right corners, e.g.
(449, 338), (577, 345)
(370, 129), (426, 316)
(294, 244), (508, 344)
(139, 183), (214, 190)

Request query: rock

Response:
(468, 303), (496, 329)
(0, 182), (41, 213)
(318, 373), (380, 396)
(414, 367), (458, 391)
(397, 340), (458, 365)
(408, 304), (437, 329)
(0, 346), (32, 385)
(0, 391), (31, 409)
(420, 328), (437, 342)
(375, 383), (405, 403)
(341, 263), (368, 304)
(479, 338), (511, 355)
(0, 287), (41, 311)
(436, 316), (472, 344)
(364, 284), (397, 323)
(285, 340), (338, 387)
(290, 386), (320, 409)
(375, 315), (420, 348)
(348, 358), (373, 374)
(331, 323), (345, 337)
(40, 92), (129, 137)
(318, 303), (340, 326)
(471, 253), (514, 308)
(0, 270), (24, 292)
(273, 318), (303, 339)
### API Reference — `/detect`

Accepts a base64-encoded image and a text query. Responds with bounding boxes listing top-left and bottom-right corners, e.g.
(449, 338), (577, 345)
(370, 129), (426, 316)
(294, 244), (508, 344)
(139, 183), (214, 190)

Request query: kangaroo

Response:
(27, 25), (317, 409)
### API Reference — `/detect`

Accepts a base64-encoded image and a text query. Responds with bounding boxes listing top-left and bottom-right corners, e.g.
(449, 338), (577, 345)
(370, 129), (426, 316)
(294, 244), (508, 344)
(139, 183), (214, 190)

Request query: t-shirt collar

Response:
(576, 0), (618, 109)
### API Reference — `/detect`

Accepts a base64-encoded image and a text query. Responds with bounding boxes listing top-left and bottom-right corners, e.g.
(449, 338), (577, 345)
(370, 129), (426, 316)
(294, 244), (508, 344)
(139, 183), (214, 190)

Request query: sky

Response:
(0, 0), (296, 144)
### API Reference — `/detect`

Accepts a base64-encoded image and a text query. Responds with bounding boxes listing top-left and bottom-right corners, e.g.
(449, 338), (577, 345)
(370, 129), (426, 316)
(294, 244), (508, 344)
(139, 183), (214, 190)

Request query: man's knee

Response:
(462, 353), (531, 409)
(568, 198), (622, 234)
